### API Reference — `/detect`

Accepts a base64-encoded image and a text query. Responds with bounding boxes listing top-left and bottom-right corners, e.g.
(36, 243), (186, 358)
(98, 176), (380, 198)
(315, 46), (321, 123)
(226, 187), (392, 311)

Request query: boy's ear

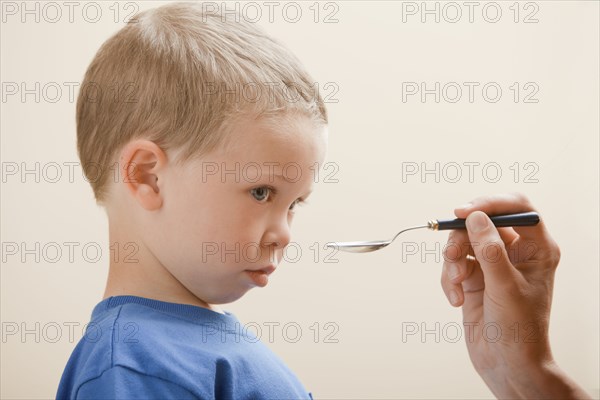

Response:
(119, 139), (167, 211)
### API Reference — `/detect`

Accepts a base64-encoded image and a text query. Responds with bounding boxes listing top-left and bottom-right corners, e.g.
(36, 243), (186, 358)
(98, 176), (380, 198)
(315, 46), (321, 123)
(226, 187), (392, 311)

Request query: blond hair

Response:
(76, 2), (328, 204)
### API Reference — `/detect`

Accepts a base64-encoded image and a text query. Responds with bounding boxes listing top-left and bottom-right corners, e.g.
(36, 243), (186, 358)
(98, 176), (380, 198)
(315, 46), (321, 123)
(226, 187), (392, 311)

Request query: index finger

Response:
(453, 192), (553, 244)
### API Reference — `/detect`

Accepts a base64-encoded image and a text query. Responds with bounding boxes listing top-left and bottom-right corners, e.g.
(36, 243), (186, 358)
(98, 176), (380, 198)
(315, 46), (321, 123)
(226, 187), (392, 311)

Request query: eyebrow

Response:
(260, 172), (288, 182)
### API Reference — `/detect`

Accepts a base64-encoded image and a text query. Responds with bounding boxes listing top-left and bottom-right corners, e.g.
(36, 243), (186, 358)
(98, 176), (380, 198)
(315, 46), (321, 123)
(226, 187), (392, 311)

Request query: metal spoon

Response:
(325, 211), (540, 253)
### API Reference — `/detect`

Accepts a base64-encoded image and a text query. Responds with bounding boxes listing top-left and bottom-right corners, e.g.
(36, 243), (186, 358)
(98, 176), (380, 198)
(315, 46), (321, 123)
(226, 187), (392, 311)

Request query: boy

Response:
(57, 2), (327, 399)
(56, 2), (593, 399)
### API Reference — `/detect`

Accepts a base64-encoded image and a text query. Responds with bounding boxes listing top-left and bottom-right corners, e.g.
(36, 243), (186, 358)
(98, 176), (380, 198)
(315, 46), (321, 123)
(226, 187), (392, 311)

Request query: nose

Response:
(261, 214), (291, 250)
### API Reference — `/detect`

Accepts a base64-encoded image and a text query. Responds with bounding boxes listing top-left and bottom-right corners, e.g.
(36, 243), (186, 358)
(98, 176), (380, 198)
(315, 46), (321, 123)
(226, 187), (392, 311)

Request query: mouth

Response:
(253, 265), (276, 275)
(245, 265), (276, 287)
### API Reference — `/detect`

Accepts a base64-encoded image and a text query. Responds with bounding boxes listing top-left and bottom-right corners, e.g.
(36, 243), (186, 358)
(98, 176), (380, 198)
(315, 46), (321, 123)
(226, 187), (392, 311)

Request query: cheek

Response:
(243, 244), (262, 262)
(185, 188), (256, 242)
(161, 182), (220, 242)
(231, 213), (264, 245)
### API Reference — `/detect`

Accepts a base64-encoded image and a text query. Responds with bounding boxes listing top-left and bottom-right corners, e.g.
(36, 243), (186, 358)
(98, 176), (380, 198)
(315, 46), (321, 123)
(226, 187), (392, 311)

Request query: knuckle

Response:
(447, 229), (459, 241)
(491, 267), (525, 294)
(550, 241), (561, 268)
(510, 191), (531, 207)
(445, 231), (457, 247)
(534, 237), (561, 268)
(440, 263), (454, 288)
(479, 237), (504, 250)
(477, 238), (506, 263)
(440, 270), (448, 289)
(505, 279), (527, 298)
(443, 241), (461, 262)
(469, 195), (485, 207)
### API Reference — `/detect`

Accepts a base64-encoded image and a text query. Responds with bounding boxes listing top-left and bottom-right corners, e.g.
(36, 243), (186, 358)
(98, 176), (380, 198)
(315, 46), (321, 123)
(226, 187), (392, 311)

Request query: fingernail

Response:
(456, 202), (472, 210)
(449, 290), (459, 305)
(467, 212), (488, 233)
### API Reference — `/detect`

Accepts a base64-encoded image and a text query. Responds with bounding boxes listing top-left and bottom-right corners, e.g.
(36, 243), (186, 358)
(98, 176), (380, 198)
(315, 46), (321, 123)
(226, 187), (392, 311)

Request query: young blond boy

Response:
(57, 2), (326, 398)
(56, 2), (594, 399)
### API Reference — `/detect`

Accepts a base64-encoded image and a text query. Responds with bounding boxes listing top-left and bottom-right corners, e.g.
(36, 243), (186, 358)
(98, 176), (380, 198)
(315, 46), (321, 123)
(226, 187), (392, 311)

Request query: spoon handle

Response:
(433, 211), (540, 231)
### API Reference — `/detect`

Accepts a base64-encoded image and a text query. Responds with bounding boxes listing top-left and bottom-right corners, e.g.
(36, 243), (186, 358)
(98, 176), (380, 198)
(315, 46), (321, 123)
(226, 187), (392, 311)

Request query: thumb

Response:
(465, 211), (520, 289)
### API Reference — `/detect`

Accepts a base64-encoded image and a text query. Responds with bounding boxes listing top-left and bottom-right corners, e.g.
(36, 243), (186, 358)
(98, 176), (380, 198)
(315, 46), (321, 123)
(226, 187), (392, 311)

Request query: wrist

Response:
(524, 361), (592, 400)
(482, 360), (592, 399)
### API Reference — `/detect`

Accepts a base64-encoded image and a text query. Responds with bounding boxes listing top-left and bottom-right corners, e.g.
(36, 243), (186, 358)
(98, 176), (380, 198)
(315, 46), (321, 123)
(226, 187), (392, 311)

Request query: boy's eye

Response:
(250, 186), (305, 211)
(250, 187), (271, 202)
(288, 199), (301, 212)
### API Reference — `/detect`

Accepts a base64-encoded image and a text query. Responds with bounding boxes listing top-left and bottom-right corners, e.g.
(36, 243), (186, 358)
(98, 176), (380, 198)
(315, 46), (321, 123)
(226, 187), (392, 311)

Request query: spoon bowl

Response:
(326, 225), (429, 253)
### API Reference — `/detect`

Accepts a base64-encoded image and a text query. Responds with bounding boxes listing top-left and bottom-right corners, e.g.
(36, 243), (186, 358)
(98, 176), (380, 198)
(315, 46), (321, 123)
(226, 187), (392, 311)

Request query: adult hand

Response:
(440, 193), (591, 399)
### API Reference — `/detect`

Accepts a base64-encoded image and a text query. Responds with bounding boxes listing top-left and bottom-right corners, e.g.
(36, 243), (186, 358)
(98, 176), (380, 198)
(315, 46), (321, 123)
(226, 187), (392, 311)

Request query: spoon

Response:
(325, 211), (540, 253)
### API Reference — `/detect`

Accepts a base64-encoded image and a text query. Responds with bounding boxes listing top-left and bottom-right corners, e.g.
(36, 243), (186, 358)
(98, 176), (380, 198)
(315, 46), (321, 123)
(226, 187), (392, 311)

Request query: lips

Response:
(250, 265), (276, 275)
(245, 265), (276, 287)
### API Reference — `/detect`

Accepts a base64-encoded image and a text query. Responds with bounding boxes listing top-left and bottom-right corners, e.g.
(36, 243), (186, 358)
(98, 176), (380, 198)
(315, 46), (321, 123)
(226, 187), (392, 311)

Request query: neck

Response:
(103, 219), (224, 314)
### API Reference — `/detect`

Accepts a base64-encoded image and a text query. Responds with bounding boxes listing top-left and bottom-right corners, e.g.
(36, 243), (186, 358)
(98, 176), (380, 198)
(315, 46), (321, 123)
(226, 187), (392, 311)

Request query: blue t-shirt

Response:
(56, 296), (313, 399)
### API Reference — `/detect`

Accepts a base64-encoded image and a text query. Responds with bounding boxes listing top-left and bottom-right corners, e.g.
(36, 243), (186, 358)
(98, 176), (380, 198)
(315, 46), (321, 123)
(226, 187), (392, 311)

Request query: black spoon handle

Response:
(434, 211), (540, 231)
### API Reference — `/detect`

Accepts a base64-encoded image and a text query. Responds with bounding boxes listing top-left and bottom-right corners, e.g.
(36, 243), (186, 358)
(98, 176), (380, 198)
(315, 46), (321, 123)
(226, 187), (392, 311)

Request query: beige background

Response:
(1, 1), (599, 399)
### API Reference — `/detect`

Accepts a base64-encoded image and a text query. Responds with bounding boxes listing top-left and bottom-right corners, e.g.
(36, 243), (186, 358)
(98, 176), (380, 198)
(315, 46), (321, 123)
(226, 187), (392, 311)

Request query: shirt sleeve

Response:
(75, 365), (198, 400)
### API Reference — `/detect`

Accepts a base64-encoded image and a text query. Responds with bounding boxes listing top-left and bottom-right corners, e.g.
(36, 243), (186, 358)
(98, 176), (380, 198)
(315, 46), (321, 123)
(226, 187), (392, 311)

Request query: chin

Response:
(202, 288), (250, 305)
